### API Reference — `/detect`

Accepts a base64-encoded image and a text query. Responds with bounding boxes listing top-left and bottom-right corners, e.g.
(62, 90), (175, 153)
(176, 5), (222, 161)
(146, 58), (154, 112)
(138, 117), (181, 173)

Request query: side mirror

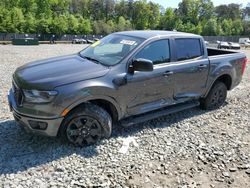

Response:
(132, 58), (153, 72)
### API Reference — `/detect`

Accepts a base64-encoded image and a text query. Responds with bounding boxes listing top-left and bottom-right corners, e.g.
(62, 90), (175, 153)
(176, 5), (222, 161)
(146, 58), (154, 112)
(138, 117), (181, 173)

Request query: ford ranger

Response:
(8, 31), (247, 146)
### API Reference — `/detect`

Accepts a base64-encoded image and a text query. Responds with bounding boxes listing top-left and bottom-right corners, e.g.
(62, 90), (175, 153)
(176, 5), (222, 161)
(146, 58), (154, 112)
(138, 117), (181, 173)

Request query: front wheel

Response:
(200, 81), (227, 110)
(59, 103), (112, 146)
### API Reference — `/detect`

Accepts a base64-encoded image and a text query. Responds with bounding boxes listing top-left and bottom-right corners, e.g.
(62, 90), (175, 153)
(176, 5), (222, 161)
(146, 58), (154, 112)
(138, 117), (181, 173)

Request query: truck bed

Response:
(207, 47), (238, 56)
(206, 47), (246, 91)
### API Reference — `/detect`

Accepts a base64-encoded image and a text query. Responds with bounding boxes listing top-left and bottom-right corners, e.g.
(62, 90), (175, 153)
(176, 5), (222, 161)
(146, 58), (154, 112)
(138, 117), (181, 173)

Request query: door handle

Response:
(163, 71), (174, 77)
(198, 64), (208, 69)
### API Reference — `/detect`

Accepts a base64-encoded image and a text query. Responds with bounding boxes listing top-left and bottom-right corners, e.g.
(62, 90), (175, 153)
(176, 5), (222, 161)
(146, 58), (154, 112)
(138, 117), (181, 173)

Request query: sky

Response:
(151, 0), (249, 8)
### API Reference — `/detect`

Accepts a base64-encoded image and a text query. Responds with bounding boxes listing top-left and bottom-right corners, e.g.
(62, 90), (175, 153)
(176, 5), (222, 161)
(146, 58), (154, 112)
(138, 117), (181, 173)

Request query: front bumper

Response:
(8, 90), (63, 137)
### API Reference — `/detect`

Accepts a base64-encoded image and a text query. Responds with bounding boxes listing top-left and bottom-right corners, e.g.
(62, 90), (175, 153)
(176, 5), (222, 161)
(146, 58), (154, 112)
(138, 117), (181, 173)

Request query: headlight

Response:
(23, 90), (58, 103)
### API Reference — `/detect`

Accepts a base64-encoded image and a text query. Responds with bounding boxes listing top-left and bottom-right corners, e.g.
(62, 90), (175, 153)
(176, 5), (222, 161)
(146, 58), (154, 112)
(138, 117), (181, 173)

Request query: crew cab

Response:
(8, 31), (247, 146)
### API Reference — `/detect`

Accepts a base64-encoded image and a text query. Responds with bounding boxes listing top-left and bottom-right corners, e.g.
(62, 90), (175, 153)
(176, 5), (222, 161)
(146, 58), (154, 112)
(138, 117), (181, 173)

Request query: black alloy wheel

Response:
(200, 81), (227, 110)
(66, 115), (102, 146)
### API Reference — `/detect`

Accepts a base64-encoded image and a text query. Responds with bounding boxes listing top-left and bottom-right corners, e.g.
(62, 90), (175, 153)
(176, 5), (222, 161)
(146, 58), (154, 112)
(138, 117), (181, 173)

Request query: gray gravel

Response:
(0, 44), (250, 187)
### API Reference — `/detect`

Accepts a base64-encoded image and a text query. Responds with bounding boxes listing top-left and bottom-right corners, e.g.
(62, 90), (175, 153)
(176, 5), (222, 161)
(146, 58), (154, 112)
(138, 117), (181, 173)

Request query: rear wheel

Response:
(200, 81), (227, 110)
(59, 103), (112, 146)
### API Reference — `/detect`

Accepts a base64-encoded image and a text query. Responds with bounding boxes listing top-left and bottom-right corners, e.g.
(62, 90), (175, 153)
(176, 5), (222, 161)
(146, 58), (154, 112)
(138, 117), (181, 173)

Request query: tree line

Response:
(0, 0), (250, 36)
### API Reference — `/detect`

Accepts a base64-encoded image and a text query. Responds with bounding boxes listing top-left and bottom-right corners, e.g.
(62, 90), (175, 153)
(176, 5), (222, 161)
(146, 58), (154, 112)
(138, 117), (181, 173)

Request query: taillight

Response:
(242, 57), (247, 75)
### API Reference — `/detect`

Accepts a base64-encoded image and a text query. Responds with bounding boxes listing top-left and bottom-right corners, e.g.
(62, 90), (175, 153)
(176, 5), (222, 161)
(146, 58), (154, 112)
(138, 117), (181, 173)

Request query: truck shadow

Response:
(112, 105), (219, 139)
(0, 103), (228, 175)
(0, 120), (98, 175)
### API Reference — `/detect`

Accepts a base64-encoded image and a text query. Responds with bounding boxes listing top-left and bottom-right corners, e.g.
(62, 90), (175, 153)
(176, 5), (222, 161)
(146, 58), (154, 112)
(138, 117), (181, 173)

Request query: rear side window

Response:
(135, 39), (170, 65)
(175, 38), (202, 61)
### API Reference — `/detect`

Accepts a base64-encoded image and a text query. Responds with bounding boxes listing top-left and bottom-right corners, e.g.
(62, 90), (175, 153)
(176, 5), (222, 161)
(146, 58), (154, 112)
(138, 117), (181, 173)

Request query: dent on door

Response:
(173, 59), (209, 101)
(125, 68), (175, 116)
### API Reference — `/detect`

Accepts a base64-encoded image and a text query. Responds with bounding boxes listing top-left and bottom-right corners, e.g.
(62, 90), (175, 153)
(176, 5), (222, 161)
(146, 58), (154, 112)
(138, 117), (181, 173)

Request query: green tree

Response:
(147, 2), (160, 29)
(71, 0), (90, 17)
(78, 17), (92, 34)
(215, 4), (241, 20)
(52, 14), (68, 34)
(9, 8), (25, 33)
(243, 21), (250, 35)
(195, 22), (203, 34)
(50, 0), (70, 14)
(0, 0), (20, 8)
(221, 19), (232, 35)
(115, 16), (132, 31)
(231, 19), (243, 35)
(0, 0), (248, 35)
(93, 20), (111, 34)
(202, 18), (219, 35)
(199, 0), (214, 20)
(24, 13), (37, 33)
(68, 14), (79, 34)
(177, 0), (200, 25)
(159, 8), (176, 30)
(19, 0), (37, 15)
(90, 0), (105, 20)
(132, 0), (150, 29)
(0, 8), (11, 32)
(175, 19), (185, 31)
(35, 0), (51, 17)
(243, 5), (250, 20)
(37, 15), (52, 33)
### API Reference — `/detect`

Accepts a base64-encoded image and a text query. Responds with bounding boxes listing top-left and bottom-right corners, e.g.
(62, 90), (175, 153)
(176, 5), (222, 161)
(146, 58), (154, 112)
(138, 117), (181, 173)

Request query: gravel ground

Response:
(0, 44), (250, 187)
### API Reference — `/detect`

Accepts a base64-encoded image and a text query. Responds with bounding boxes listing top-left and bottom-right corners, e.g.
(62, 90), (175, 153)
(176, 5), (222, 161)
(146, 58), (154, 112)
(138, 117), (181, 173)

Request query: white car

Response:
(218, 42), (230, 49)
(72, 38), (87, 44)
(86, 39), (94, 44)
(239, 38), (250, 44)
(228, 42), (241, 50)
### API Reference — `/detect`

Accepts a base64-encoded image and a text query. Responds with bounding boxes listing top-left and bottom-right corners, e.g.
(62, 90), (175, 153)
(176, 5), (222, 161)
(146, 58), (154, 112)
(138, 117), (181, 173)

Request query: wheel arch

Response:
(62, 95), (122, 123)
(204, 74), (232, 97)
(215, 74), (232, 90)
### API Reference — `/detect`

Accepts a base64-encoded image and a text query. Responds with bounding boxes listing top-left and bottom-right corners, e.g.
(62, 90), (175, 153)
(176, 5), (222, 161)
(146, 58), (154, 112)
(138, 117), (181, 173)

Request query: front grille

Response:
(12, 81), (23, 106)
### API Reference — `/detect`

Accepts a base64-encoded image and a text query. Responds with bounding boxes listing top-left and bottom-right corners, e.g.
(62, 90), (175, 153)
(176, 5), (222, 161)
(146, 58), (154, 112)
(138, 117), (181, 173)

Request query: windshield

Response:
(79, 34), (144, 66)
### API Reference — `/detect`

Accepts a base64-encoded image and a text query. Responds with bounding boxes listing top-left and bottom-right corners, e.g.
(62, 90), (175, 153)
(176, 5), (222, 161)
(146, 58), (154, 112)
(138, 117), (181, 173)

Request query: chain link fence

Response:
(203, 36), (250, 43)
(0, 33), (104, 41)
(1, 33), (250, 43)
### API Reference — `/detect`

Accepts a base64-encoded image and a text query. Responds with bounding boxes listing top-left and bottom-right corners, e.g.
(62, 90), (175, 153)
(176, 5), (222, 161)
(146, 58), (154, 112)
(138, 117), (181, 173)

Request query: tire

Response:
(200, 81), (227, 110)
(59, 103), (112, 146)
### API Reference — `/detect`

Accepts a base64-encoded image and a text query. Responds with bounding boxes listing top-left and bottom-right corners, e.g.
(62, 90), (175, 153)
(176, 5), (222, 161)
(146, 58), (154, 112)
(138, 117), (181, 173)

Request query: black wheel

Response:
(200, 81), (227, 110)
(59, 103), (112, 146)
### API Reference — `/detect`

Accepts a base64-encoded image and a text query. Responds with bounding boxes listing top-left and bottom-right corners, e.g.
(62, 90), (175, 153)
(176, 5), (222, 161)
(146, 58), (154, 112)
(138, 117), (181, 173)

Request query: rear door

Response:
(171, 38), (209, 100)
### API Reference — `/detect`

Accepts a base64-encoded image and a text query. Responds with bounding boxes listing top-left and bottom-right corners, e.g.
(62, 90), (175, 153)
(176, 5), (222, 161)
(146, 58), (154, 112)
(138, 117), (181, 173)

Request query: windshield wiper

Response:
(81, 55), (101, 64)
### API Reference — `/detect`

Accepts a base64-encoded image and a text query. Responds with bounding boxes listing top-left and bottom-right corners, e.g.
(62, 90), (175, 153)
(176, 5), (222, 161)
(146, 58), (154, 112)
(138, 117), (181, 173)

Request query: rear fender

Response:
(204, 64), (234, 97)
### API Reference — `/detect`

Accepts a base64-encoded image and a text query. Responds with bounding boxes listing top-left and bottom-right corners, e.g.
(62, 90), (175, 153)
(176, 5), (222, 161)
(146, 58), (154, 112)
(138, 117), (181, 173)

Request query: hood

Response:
(14, 54), (109, 90)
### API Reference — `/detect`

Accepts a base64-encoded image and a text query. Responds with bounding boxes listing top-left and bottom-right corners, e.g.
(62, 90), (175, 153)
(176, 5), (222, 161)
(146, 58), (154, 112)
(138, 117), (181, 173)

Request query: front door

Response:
(120, 39), (175, 116)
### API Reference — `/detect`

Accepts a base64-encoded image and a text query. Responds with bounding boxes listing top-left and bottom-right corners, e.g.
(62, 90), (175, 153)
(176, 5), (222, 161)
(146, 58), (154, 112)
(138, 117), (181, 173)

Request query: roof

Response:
(114, 30), (200, 39)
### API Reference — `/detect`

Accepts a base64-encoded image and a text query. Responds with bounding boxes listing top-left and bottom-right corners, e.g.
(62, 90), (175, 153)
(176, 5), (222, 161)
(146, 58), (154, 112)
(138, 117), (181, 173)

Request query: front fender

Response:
(66, 94), (122, 119)
(53, 79), (123, 119)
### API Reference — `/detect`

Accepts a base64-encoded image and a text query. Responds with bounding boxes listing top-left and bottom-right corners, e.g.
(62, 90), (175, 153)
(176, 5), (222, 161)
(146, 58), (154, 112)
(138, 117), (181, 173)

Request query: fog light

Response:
(28, 120), (48, 130)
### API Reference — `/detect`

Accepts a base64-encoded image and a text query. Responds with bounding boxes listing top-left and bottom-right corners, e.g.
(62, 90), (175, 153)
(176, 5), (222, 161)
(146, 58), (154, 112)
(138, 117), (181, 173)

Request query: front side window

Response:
(79, 34), (144, 66)
(134, 39), (170, 65)
(175, 38), (202, 61)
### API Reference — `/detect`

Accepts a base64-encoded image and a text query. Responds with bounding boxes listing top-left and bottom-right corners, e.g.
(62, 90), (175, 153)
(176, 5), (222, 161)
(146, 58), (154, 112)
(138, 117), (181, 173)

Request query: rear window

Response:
(175, 38), (202, 61)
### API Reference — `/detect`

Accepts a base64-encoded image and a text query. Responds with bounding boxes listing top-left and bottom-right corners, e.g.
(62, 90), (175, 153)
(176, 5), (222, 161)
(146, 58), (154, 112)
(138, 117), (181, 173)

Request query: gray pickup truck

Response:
(8, 31), (247, 146)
